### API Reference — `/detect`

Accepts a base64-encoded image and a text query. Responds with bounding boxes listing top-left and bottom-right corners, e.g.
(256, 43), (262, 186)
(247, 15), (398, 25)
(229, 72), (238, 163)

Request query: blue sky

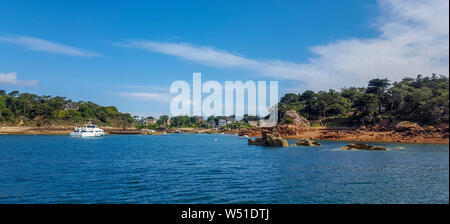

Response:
(0, 0), (448, 117)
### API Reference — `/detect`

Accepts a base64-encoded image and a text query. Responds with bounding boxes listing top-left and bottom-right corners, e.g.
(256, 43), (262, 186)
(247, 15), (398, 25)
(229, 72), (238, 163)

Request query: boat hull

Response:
(70, 131), (104, 137)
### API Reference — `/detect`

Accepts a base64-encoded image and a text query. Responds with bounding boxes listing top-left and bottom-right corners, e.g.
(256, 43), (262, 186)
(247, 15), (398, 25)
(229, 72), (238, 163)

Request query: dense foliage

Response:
(4, 74), (445, 128)
(0, 90), (135, 127)
(170, 116), (206, 128)
(137, 114), (250, 130)
(279, 74), (449, 125)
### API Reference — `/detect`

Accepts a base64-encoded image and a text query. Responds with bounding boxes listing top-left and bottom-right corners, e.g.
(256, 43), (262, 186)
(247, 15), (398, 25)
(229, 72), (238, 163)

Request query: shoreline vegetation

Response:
(1, 126), (447, 145)
(1, 75), (449, 144)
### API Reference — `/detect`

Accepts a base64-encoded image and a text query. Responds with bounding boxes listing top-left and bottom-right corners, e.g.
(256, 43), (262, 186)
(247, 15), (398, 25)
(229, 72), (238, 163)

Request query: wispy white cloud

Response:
(297, 0), (449, 89)
(119, 0), (448, 90)
(118, 39), (302, 80)
(116, 92), (171, 102)
(0, 72), (38, 86)
(0, 35), (101, 57)
(82, 82), (169, 91)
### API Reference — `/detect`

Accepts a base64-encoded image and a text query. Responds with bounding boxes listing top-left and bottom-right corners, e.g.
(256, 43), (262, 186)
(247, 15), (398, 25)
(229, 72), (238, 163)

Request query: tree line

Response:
(279, 74), (449, 125)
(2, 74), (447, 128)
(137, 114), (252, 130)
(0, 90), (135, 127)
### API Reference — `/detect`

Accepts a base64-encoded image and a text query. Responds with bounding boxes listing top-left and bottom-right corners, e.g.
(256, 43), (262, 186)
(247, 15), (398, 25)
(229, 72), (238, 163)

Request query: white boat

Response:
(70, 124), (105, 137)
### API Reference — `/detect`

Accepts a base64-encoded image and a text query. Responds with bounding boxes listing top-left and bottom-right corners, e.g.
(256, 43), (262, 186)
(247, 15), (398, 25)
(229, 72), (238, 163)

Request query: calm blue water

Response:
(0, 134), (448, 204)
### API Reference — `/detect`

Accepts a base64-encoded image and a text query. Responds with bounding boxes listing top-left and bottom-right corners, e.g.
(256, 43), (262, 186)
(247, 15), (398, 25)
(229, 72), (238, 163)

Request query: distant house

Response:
(63, 102), (79, 110)
(206, 120), (216, 128)
(257, 106), (278, 128)
(258, 119), (277, 128)
(193, 116), (205, 125)
(226, 117), (236, 124)
(140, 117), (156, 125)
(218, 119), (227, 127)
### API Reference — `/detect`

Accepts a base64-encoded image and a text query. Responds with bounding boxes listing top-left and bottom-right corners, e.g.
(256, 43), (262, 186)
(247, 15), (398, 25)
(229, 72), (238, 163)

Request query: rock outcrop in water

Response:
(248, 130), (289, 147)
(248, 138), (265, 146)
(296, 139), (321, 146)
(341, 143), (387, 151)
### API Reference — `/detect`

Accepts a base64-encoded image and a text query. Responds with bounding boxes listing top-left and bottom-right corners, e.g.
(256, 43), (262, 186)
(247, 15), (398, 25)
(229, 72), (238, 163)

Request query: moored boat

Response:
(70, 124), (105, 137)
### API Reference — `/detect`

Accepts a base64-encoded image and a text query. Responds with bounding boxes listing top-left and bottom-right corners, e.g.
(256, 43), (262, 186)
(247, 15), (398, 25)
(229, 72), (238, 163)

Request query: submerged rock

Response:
(341, 143), (387, 151)
(248, 138), (265, 146)
(296, 139), (321, 146)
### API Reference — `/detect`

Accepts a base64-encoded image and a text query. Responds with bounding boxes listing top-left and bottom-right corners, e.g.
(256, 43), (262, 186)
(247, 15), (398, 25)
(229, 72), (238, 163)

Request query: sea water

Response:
(0, 134), (448, 203)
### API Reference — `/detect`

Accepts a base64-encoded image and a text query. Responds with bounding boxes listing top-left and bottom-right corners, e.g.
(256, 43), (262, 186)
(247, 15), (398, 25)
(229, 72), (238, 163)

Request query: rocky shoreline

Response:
(237, 124), (449, 144)
(238, 110), (449, 145)
(1, 122), (448, 145)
